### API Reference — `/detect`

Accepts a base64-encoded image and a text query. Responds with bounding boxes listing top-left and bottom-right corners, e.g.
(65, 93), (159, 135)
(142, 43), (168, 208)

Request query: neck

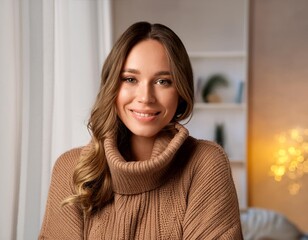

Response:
(129, 135), (155, 161)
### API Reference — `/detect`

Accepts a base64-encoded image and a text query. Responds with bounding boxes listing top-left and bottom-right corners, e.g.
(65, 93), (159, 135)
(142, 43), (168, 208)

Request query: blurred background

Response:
(1, 0), (308, 239)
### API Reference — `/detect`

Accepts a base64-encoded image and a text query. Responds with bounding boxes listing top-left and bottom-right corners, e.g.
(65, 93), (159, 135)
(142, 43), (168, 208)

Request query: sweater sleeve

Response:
(38, 148), (84, 239)
(182, 141), (243, 240)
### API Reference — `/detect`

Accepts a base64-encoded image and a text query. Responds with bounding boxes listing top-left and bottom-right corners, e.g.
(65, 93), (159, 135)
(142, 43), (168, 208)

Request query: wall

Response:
(112, 0), (246, 52)
(248, 0), (308, 232)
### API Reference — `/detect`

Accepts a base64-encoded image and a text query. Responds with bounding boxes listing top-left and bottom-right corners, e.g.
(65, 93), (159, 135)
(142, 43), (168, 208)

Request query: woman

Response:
(39, 22), (243, 239)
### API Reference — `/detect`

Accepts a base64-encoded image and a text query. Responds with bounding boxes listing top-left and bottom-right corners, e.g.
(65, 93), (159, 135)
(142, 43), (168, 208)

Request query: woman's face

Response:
(116, 39), (179, 139)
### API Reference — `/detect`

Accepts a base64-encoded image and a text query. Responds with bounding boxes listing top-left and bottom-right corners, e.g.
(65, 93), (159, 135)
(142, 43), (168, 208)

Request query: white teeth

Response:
(134, 111), (156, 117)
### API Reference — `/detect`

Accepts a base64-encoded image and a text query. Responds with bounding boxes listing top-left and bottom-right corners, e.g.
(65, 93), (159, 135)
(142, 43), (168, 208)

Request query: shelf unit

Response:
(194, 102), (246, 110)
(183, 1), (249, 209)
(185, 49), (248, 209)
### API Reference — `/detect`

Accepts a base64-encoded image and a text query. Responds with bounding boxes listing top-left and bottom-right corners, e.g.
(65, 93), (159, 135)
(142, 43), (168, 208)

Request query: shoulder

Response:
(48, 147), (87, 194)
(50, 146), (91, 187)
(185, 136), (229, 162)
(52, 147), (82, 173)
(182, 136), (231, 174)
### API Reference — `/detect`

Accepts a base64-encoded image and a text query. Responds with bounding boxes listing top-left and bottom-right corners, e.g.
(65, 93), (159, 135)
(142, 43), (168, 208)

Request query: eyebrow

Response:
(121, 68), (140, 74)
(121, 69), (172, 76)
(154, 71), (172, 76)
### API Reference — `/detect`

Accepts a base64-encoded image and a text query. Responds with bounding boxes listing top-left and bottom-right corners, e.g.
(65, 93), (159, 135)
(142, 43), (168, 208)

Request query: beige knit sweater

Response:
(39, 124), (243, 239)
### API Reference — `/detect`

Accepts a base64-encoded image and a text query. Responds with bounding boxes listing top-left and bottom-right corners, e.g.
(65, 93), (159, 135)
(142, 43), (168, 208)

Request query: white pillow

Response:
(240, 208), (303, 240)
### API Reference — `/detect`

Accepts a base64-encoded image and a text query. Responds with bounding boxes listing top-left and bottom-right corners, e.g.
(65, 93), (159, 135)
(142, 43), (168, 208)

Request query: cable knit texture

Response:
(39, 124), (243, 239)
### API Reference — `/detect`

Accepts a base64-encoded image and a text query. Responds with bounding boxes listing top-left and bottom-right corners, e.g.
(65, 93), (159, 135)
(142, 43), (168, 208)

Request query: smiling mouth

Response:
(131, 110), (160, 117)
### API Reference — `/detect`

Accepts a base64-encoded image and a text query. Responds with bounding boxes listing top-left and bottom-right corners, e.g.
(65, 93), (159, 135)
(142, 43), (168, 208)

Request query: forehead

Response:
(123, 39), (170, 70)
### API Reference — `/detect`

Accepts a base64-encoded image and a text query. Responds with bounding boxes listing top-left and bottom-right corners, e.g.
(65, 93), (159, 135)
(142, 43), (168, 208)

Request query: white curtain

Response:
(0, 0), (112, 239)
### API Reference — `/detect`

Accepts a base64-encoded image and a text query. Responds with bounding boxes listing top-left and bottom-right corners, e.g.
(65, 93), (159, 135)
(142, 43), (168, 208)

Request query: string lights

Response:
(270, 128), (308, 195)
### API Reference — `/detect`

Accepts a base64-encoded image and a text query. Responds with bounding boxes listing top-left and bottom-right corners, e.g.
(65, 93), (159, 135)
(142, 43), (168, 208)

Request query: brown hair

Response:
(64, 22), (194, 215)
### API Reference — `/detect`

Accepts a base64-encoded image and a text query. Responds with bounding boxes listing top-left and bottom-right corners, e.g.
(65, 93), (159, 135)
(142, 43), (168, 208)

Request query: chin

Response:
(129, 126), (162, 139)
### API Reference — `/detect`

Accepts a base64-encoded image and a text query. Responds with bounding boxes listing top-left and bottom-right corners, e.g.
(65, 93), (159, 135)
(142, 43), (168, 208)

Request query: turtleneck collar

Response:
(104, 123), (189, 195)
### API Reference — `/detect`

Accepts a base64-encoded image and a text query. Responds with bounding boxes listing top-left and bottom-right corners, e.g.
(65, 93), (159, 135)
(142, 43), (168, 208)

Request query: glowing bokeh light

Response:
(270, 128), (308, 194)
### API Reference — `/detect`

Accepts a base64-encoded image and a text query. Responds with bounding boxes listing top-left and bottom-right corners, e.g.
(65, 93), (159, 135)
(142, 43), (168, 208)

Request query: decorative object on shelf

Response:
(270, 128), (308, 195)
(235, 80), (245, 103)
(196, 78), (203, 102)
(215, 123), (225, 148)
(201, 74), (228, 103)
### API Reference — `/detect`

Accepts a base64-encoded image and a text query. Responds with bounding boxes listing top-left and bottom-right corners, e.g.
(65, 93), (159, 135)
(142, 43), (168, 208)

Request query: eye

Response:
(156, 79), (172, 86)
(121, 77), (137, 83)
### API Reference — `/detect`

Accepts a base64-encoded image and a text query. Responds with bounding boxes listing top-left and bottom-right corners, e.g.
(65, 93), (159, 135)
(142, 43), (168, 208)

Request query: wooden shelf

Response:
(229, 159), (245, 165)
(188, 51), (247, 59)
(194, 102), (246, 110)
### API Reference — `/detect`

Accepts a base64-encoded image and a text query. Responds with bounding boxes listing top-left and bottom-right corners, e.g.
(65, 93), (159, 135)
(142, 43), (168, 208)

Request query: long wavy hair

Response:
(64, 22), (194, 215)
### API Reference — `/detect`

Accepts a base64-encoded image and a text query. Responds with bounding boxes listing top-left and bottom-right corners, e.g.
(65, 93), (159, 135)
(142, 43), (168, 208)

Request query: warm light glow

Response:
(270, 128), (308, 194)
(288, 182), (301, 195)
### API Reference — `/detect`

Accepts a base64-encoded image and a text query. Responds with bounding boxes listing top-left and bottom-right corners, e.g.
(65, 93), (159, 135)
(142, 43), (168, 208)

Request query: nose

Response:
(137, 82), (156, 104)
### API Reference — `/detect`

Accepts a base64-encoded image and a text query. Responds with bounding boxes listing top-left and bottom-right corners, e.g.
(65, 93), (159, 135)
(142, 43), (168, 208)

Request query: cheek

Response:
(161, 90), (179, 113)
(116, 86), (133, 109)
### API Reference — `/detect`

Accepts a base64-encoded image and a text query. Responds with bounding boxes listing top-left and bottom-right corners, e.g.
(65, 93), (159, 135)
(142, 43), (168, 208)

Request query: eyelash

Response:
(155, 79), (172, 86)
(121, 77), (136, 83)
